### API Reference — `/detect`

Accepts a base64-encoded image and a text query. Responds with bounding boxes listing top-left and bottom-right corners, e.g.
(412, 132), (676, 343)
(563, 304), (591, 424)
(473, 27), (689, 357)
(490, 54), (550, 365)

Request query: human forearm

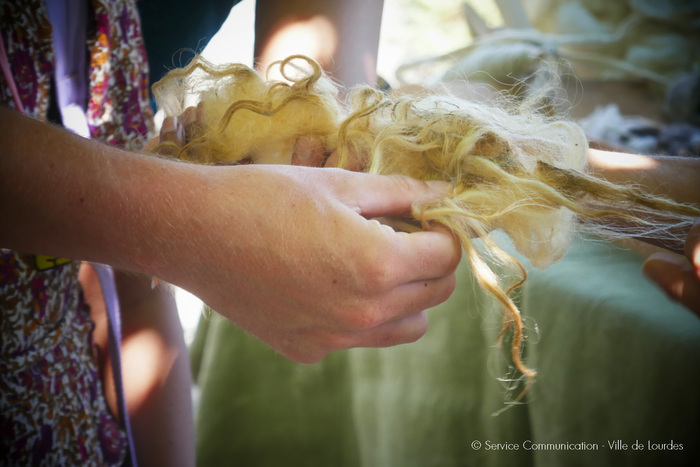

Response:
(79, 264), (196, 466)
(587, 148), (700, 205)
(254, 0), (384, 86)
(587, 147), (700, 315)
(1, 106), (462, 362)
(0, 107), (188, 272)
(116, 272), (195, 467)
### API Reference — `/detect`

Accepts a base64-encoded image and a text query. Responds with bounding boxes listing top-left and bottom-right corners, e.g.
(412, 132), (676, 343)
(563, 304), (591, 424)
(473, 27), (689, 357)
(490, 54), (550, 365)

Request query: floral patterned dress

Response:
(0, 0), (153, 464)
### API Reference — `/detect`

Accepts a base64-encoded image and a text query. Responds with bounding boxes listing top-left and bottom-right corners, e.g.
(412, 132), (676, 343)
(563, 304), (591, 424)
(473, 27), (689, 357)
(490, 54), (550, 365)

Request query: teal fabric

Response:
(191, 237), (700, 466)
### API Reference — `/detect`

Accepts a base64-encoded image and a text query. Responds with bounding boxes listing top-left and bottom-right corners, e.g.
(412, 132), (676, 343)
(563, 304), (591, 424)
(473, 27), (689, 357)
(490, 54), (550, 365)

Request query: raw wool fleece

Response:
(152, 55), (700, 393)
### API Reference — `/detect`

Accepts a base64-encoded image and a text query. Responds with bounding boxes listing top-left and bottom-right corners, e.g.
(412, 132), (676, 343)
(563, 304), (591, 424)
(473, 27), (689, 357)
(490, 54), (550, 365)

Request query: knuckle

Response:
(357, 250), (398, 293)
(356, 308), (385, 330)
(389, 174), (416, 193)
(374, 314), (428, 348)
(440, 274), (458, 303)
(342, 305), (385, 331)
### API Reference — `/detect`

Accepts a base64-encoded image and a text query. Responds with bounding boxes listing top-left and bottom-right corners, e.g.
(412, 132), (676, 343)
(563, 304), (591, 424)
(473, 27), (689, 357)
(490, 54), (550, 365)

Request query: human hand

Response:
(292, 135), (366, 171)
(3, 108), (458, 367)
(643, 218), (700, 317)
(142, 104), (207, 158)
(138, 104), (454, 361)
(156, 164), (461, 363)
(144, 105), (356, 169)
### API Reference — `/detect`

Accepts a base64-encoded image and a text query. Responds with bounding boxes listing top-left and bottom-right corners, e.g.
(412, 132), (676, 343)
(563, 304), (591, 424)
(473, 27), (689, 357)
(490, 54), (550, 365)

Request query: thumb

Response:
(643, 252), (700, 315)
(341, 173), (451, 219)
(685, 218), (700, 280)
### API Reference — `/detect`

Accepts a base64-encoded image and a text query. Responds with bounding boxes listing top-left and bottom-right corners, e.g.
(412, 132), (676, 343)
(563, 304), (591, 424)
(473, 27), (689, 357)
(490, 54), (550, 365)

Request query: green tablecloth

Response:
(190, 237), (700, 466)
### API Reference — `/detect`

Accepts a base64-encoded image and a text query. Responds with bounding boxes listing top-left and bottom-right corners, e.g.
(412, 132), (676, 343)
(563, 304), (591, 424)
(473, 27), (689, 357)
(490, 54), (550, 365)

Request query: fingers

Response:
(339, 172), (452, 219)
(323, 148), (366, 172)
(356, 310), (430, 347)
(294, 275), (453, 358)
(283, 309), (431, 363)
(291, 134), (326, 167)
(160, 116), (185, 147)
(351, 216), (460, 287)
(326, 170), (461, 306)
(643, 252), (700, 317)
(155, 103), (207, 160)
(341, 310), (430, 350)
(266, 218), (458, 363)
(684, 218), (700, 277)
(290, 136), (368, 170)
(390, 273), (457, 317)
(345, 272), (457, 329)
(196, 165), (462, 364)
(644, 218), (700, 316)
(181, 103), (206, 142)
(150, 116), (185, 157)
(394, 226), (462, 282)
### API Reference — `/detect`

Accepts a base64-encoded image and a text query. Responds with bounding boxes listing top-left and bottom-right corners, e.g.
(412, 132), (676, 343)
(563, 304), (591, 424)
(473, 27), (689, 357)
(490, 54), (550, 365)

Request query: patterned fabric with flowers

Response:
(0, 253), (127, 465)
(0, 0), (154, 464)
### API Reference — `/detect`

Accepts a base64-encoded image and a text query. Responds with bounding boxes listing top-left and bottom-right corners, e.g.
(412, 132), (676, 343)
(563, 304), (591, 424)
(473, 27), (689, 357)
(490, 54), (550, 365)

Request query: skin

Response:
(588, 148), (700, 316)
(255, 0), (384, 87)
(587, 148), (700, 206)
(642, 219), (700, 316)
(0, 107), (461, 365)
(80, 264), (195, 466)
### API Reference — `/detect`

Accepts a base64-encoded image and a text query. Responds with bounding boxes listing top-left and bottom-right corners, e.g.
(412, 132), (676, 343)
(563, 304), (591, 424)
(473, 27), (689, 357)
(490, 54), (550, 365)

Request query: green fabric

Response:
(523, 238), (700, 467)
(191, 238), (700, 466)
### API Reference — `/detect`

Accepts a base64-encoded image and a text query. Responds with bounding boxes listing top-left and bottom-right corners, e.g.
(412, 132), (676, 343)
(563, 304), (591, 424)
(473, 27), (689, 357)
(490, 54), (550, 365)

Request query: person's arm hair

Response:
(0, 106), (461, 362)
